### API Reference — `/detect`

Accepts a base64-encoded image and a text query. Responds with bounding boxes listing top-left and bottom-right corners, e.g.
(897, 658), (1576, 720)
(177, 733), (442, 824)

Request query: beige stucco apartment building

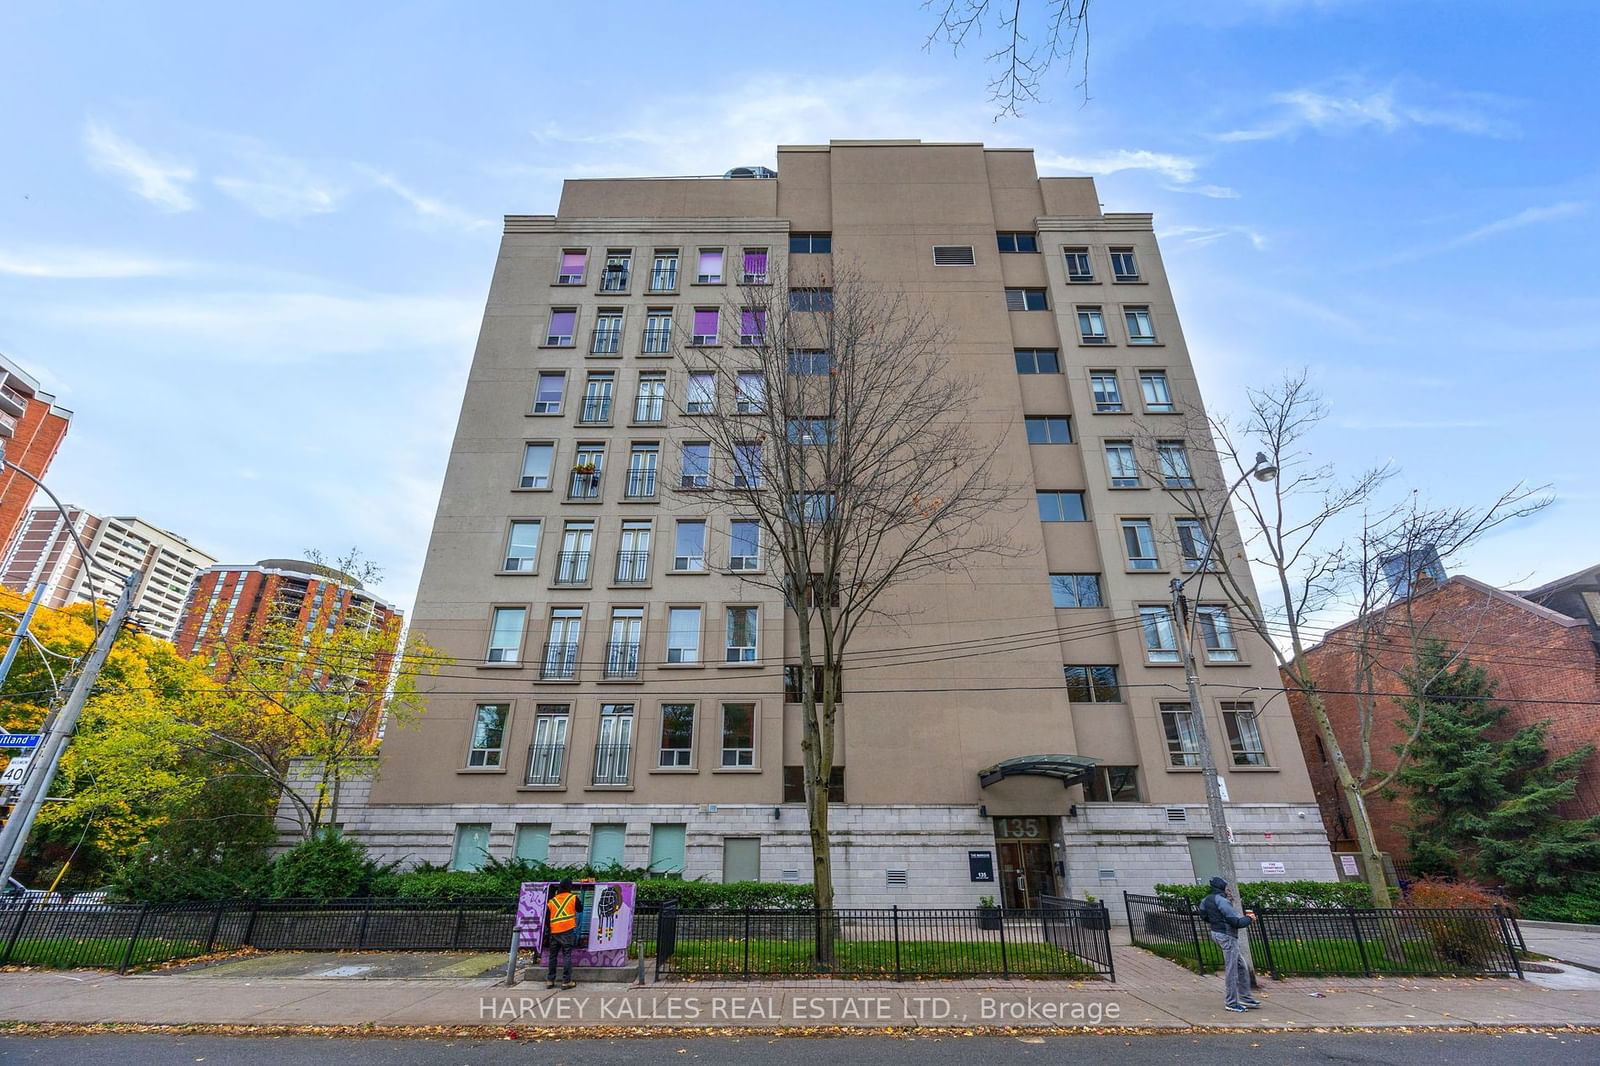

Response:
(337, 140), (1334, 904)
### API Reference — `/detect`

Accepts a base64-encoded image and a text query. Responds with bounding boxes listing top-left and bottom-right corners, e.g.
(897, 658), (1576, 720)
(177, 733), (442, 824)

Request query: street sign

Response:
(0, 735), (40, 750)
(1, 755), (32, 787)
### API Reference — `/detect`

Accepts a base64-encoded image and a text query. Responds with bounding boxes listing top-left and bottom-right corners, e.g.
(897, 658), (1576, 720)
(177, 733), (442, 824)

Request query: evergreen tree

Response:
(1396, 641), (1600, 894)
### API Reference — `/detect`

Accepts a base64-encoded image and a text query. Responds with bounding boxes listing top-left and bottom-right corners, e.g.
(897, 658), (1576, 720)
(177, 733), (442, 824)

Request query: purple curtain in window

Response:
(693, 309), (719, 338)
(740, 310), (766, 339)
(698, 250), (722, 275)
(560, 252), (585, 277)
(547, 310), (576, 338)
(743, 250), (767, 276)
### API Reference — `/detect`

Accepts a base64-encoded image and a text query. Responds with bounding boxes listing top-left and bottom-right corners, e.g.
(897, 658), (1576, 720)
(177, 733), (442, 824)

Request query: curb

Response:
(1520, 921), (1600, 934)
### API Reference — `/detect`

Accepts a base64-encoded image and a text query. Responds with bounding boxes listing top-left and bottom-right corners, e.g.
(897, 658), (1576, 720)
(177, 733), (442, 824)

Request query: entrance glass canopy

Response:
(977, 754), (1100, 789)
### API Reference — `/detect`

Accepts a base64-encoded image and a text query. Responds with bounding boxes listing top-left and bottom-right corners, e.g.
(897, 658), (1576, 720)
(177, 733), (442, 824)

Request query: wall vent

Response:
(933, 245), (976, 266)
(886, 868), (909, 887)
(1097, 869), (1117, 881)
(1166, 807), (1188, 823)
(781, 868), (801, 882)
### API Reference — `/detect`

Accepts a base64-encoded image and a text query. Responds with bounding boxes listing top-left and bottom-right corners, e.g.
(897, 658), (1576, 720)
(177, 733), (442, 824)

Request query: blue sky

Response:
(0, 0), (1594, 613)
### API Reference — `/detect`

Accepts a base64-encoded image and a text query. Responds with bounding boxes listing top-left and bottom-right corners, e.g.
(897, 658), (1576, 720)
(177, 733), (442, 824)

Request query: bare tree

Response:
(303, 546), (385, 589)
(1136, 372), (1548, 905)
(925, 0), (1092, 117)
(668, 260), (1020, 956)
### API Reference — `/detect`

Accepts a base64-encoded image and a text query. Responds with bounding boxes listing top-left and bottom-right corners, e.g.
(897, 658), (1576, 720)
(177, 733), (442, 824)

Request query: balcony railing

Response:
(599, 268), (630, 292)
(567, 472), (602, 499)
(553, 551), (591, 585)
(614, 551), (651, 585)
(541, 642), (580, 680)
(649, 267), (678, 291)
(642, 328), (672, 354)
(634, 396), (664, 423)
(591, 329), (621, 355)
(592, 741), (633, 786)
(604, 641), (641, 679)
(625, 469), (657, 499)
(525, 743), (566, 786)
(579, 397), (612, 423)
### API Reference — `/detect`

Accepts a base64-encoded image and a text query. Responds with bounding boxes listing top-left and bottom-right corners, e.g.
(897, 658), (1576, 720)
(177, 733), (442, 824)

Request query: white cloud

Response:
(0, 245), (191, 279)
(1217, 80), (1515, 142)
(1038, 149), (1199, 184)
(368, 171), (494, 232)
(1451, 200), (1587, 245)
(213, 149), (343, 220)
(83, 120), (198, 211)
(1159, 223), (1267, 250)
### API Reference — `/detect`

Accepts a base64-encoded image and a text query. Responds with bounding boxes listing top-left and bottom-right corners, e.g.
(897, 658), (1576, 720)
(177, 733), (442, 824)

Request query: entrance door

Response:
(998, 841), (1055, 909)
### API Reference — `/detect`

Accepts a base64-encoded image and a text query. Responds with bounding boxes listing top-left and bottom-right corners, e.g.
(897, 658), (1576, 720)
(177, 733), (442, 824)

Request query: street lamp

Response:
(1168, 450), (1276, 979)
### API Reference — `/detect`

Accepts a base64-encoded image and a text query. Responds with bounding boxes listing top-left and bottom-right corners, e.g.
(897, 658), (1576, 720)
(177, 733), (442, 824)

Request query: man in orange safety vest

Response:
(545, 880), (584, 989)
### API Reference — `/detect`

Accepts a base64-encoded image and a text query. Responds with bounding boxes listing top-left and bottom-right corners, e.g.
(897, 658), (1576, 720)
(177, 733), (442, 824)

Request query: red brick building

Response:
(0, 354), (73, 557)
(1287, 570), (1600, 859)
(175, 558), (402, 661)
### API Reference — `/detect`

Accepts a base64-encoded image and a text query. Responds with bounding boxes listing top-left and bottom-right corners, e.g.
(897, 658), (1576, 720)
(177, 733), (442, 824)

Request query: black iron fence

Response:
(1124, 892), (1525, 979)
(654, 902), (1113, 981)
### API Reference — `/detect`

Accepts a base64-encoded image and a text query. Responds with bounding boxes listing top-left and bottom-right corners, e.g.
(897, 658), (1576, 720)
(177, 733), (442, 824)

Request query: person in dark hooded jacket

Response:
(1198, 876), (1259, 1011)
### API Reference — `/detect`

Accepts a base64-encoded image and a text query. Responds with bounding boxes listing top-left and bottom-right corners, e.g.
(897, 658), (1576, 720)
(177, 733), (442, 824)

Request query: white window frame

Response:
(503, 520), (542, 572)
(1064, 247), (1094, 282)
(1140, 606), (1180, 664)
(720, 702), (757, 767)
(666, 607), (702, 663)
(486, 606), (527, 663)
(1090, 371), (1123, 412)
(1076, 306), (1109, 344)
(1197, 605), (1241, 662)
(729, 519), (761, 571)
(1124, 305), (1157, 344)
(673, 520), (707, 572)
(1105, 442), (1140, 488)
(467, 703), (509, 767)
(725, 606), (758, 663)
(532, 371), (565, 415)
(1121, 519), (1159, 570)
(520, 442), (554, 489)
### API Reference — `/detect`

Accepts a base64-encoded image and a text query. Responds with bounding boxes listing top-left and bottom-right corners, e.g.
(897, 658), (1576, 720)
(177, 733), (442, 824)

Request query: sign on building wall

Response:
(968, 850), (996, 883)
(1259, 861), (1286, 876)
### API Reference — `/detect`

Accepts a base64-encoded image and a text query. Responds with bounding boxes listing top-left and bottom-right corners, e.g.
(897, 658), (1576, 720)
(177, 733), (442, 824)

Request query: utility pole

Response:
(0, 572), (138, 887)
(0, 585), (47, 691)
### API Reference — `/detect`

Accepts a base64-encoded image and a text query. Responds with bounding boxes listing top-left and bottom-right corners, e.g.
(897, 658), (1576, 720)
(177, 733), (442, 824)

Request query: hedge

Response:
(1520, 876), (1600, 925)
(1154, 880), (1374, 910)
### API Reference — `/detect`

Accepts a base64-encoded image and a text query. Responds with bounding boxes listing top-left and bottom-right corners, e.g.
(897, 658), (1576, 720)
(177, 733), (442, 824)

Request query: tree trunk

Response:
(1298, 678), (1393, 907)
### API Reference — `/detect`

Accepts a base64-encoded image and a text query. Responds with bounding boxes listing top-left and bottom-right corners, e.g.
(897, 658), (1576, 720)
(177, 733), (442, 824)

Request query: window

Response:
(1063, 665), (1122, 703)
(1158, 441), (1194, 488)
(1025, 416), (1072, 445)
(739, 309), (767, 345)
(1050, 573), (1104, 608)
(790, 493), (836, 523)
(557, 250), (586, 285)
(1121, 519), (1159, 570)
(788, 349), (831, 375)
(1064, 247), (1094, 282)
(784, 663), (840, 703)
(1005, 287), (1048, 311)
(590, 823), (626, 867)
(514, 824), (551, 862)
(1197, 606), (1241, 662)
(503, 521), (541, 572)
(725, 606), (758, 662)
(486, 607), (526, 663)
(783, 765), (845, 803)
(790, 232), (831, 254)
(686, 371), (715, 414)
(1161, 703), (1200, 767)
(520, 443), (554, 489)
(1076, 306), (1109, 344)
(650, 249), (679, 291)
(556, 522), (594, 585)
(593, 705), (634, 787)
(643, 309), (673, 354)
(722, 837), (761, 883)
(1037, 491), (1087, 522)
(606, 607), (643, 679)
(1014, 348), (1060, 374)
(635, 372), (666, 423)
(997, 231), (1039, 253)
(733, 442), (762, 489)
(524, 710), (569, 784)
(649, 824), (687, 875)
(673, 520), (706, 572)
(467, 703), (509, 766)
(790, 287), (833, 312)
(933, 244), (976, 266)
(1104, 442), (1140, 488)
(1223, 701), (1267, 766)
(592, 311), (623, 354)
(1124, 306), (1157, 344)
(659, 704), (695, 767)
(568, 443), (604, 498)
(666, 607), (701, 663)
(451, 824), (491, 871)
(1110, 247), (1140, 282)
(805, 572), (841, 609)
(580, 373), (614, 423)
(533, 371), (565, 414)
(543, 609), (582, 680)
(735, 371), (766, 413)
(681, 441), (711, 489)
(1090, 371), (1123, 412)
(787, 418), (833, 445)
(615, 520), (651, 584)
(729, 519), (760, 570)
(1140, 370), (1174, 412)
(721, 703), (755, 767)
(1177, 518), (1213, 571)
(741, 248), (769, 284)
(1083, 766), (1142, 802)
(1140, 606), (1180, 663)
(691, 308), (720, 345)
(545, 308), (576, 346)
(600, 251), (631, 292)
(696, 248), (724, 284)
(625, 444), (658, 498)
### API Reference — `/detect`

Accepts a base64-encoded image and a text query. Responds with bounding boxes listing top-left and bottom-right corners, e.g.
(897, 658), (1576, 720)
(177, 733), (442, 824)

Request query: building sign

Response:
(1340, 854), (1360, 876)
(1260, 861), (1286, 875)
(967, 850), (996, 883)
(993, 816), (1046, 841)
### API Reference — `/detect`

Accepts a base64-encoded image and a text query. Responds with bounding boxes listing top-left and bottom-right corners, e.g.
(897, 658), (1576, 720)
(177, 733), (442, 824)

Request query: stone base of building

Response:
(288, 766), (1336, 906)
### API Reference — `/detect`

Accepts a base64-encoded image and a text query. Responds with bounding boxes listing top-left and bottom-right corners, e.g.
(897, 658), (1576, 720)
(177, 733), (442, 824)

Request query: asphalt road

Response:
(0, 1033), (1594, 1064)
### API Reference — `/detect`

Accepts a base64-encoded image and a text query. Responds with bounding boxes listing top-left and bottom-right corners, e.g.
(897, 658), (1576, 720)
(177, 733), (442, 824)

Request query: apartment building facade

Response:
(0, 505), (215, 641)
(338, 140), (1333, 903)
(174, 558), (401, 660)
(0, 353), (73, 556)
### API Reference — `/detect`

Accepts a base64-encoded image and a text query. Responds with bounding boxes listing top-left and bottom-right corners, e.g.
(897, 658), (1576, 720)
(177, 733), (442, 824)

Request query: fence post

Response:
(118, 903), (151, 974)
(1100, 903), (1115, 983)
(1347, 907), (1372, 977)
(1123, 891), (1135, 943)
(452, 905), (466, 950)
(1495, 906), (1525, 980)
(892, 905), (902, 982)
(241, 899), (261, 948)
(998, 905), (1010, 978)
(356, 899), (373, 950)
(1255, 910), (1278, 979)
(742, 907), (751, 980)
(1, 897), (33, 966)
(1188, 901), (1209, 974)
(203, 900), (226, 954)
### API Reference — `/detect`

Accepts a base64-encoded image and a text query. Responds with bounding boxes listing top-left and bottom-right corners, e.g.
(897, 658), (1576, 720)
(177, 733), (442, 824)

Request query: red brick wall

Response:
(1287, 578), (1600, 860)
(0, 402), (70, 558)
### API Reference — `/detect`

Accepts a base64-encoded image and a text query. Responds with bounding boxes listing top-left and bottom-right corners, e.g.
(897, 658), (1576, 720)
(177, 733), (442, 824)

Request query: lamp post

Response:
(1168, 450), (1277, 980)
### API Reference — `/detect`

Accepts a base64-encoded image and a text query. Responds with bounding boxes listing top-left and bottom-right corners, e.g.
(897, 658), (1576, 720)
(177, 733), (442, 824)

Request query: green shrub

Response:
(635, 879), (814, 911)
(1520, 876), (1600, 925)
(269, 829), (397, 899)
(1154, 880), (1373, 910)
